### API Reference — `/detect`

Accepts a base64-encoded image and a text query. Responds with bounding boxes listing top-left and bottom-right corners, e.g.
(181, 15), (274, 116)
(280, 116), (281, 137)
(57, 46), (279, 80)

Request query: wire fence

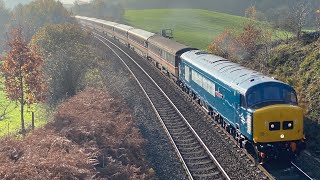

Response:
(0, 112), (36, 137)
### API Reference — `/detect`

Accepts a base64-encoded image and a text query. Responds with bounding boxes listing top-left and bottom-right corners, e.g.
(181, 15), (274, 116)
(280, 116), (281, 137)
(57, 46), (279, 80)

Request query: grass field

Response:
(124, 9), (290, 49)
(0, 79), (47, 137)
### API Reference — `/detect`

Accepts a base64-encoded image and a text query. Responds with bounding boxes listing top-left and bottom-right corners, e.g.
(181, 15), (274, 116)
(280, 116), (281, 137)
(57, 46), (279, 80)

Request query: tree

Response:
(1, 27), (46, 134)
(73, 0), (124, 21)
(316, 8), (320, 31)
(287, 0), (311, 38)
(245, 5), (257, 20)
(10, 0), (72, 40)
(208, 20), (271, 63)
(0, 0), (11, 52)
(31, 24), (99, 106)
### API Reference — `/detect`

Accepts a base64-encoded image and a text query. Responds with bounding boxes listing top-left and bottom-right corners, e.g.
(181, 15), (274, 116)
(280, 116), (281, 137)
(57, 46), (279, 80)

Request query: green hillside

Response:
(124, 9), (287, 49)
(125, 9), (248, 49)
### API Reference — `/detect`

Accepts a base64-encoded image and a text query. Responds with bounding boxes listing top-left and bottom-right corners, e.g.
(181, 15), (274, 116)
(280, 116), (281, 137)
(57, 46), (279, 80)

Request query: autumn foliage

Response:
(208, 22), (271, 62)
(2, 28), (46, 104)
(0, 89), (153, 179)
(1, 27), (47, 133)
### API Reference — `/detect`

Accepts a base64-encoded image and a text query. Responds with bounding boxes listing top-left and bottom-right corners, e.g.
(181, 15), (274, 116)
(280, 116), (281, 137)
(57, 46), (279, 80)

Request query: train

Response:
(75, 16), (306, 163)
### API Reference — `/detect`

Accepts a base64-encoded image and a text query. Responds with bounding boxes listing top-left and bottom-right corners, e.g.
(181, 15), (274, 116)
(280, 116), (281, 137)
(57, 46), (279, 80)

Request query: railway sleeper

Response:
(171, 131), (191, 137)
(189, 165), (216, 172)
(179, 145), (202, 151)
(187, 159), (213, 165)
(184, 154), (209, 160)
(174, 138), (197, 143)
(181, 149), (204, 155)
(174, 133), (194, 139)
(159, 111), (179, 117)
(164, 122), (185, 127)
(168, 123), (187, 129)
(176, 141), (199, 146)
(169, 126), (189, 132)
(193, 173), (222, 180)
(164, 114), (185, 121)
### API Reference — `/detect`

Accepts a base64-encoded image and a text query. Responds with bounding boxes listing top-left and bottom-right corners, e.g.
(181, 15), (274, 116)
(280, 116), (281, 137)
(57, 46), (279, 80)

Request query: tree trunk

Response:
(20, 100), (25, 134)
(19, 59), (25, 135)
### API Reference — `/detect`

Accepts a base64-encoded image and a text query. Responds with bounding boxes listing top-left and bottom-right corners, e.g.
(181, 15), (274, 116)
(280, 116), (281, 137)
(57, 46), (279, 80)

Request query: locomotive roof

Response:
(128, 29), (155, 40)
(181, 50), (284, 94)
(148, 35), (194, 55)
(114, 24), (135, 32)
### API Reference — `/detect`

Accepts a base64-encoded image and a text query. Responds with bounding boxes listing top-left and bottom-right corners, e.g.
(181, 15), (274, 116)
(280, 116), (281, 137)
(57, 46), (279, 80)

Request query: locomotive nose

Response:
(252, 105), (304, 143)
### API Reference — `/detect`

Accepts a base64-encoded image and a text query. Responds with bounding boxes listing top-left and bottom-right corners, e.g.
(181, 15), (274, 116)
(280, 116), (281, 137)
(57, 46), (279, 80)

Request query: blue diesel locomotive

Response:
(179, 50), (305, 162)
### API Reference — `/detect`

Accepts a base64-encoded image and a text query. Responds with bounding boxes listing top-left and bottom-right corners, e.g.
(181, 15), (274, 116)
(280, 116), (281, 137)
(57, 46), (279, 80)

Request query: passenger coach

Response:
(147, 35), (195, 79)
(127, 29), (155, 57)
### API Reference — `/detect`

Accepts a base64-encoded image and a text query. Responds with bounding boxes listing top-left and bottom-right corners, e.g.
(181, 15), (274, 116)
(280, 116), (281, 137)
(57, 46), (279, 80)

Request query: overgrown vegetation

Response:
(31, 24), (101, 106)
(0, 89), (154, 179)
(208, 6), (320, 154)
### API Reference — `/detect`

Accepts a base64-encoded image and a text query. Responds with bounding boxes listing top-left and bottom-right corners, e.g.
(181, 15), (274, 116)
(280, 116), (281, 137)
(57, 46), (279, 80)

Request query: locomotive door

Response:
(235, 93), (242, 130)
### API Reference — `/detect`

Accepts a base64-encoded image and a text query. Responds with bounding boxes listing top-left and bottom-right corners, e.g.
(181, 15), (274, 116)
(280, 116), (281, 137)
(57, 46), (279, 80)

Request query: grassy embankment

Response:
(0, 78), (47, 137)
(124, 9), (290, 49)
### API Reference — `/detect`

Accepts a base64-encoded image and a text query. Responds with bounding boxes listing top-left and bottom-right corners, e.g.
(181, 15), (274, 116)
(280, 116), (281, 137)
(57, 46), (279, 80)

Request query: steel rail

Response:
(291, 162), (313, 180)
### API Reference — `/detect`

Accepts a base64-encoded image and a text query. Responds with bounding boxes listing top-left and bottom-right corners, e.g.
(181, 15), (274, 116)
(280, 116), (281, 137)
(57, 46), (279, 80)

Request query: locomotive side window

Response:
(185, 65), (190, 82)
(247, 90), (262, 106)
(241, 94), (246, 108)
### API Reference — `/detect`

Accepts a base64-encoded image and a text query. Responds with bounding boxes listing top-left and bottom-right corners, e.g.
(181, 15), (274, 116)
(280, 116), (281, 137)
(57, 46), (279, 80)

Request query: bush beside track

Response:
(0, 88), (154, 179)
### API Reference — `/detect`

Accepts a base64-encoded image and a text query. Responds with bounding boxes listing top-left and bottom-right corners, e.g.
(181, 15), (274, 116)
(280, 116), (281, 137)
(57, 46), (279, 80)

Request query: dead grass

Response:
(0, 88), (153, 179)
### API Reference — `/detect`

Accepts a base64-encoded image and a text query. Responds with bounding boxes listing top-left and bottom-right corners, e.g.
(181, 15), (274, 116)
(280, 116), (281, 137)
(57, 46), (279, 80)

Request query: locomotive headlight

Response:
(283, 121), (294, 130)
(271, 124), (275, 129)
(280, 134), (285, 139)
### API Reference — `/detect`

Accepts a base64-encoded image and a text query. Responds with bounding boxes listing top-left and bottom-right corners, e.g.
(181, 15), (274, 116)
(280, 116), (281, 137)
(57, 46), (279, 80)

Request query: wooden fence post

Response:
(32, 112), (35, 130)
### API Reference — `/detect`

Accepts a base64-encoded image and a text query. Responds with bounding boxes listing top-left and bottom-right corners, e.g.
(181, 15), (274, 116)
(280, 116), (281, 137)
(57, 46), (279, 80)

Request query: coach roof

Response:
(148, 35), (193, 55)
(114, 24), (134, 32)
(128, 28), (155, 40)
(181, 50), (283, 94)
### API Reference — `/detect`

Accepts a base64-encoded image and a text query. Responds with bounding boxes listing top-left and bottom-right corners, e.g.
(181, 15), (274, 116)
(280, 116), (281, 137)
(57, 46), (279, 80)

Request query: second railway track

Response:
(94, 33), (230, 179)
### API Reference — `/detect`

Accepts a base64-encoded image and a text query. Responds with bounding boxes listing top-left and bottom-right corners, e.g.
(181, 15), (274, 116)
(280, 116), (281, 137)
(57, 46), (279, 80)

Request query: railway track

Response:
(93, 33), (230, 179)
(262, 161), (314, 180)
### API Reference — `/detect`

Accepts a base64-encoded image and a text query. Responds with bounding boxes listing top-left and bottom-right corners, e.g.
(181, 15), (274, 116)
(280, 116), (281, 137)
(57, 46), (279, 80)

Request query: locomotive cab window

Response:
(246, 85), (298, 107)
(283, 89), (298, 105)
